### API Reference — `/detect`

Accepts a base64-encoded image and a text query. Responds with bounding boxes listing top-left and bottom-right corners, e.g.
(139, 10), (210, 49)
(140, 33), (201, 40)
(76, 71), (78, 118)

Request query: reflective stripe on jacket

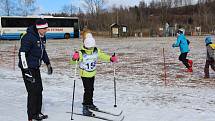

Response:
(18, 25), (50, 69)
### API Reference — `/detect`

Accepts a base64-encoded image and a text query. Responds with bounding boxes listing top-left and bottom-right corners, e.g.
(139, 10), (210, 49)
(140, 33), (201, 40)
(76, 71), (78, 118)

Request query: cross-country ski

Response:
(71, 112), (124, 121)
(89, 109), (123, 116)
(67, 108), (123, 117)
(1, 1), (215, 120)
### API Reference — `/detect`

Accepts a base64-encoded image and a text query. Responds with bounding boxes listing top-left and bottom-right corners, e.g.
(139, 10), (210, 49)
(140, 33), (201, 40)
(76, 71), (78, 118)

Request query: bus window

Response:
(0, 16), (80, 39)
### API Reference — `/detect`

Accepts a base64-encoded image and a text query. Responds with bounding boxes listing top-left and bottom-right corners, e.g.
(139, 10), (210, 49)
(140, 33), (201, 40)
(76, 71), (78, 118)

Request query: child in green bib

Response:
(71, 32), (117, 116)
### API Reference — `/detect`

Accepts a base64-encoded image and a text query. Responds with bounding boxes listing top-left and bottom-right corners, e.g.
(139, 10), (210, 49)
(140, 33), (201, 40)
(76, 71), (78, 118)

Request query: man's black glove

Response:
(47, 64), (53, 75)
(23, 69), (35, 83)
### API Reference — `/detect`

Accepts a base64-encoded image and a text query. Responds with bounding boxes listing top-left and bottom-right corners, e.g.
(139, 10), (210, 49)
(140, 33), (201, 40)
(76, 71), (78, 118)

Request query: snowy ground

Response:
(0, 36), (215, 121)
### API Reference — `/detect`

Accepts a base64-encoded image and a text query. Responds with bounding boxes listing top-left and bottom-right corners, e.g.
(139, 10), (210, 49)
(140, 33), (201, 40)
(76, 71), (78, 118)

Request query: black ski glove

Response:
(23, 69), (35, 83)
(47, 64), (53, 75)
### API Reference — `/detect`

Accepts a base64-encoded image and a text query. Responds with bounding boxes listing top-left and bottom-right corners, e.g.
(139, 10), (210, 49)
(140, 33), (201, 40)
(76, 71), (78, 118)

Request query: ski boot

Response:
(38, 113), (48, 119)
(83, 105), (93, 116)
(204, 75), (210, 78)
(31, 119), (42, 121)
(88, 104), (99, 111)
(31, 115), (43, 121)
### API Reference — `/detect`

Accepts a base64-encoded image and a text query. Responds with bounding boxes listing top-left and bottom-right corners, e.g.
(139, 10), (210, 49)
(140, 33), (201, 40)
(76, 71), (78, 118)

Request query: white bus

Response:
(0, 16), (80, 40)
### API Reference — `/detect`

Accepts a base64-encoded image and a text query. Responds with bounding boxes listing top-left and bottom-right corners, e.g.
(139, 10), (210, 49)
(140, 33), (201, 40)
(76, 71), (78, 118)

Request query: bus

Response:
(0, 16), (80, 40)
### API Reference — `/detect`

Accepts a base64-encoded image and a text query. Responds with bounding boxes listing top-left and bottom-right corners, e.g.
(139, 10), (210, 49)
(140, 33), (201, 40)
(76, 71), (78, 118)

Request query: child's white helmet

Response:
(84, 37), (96, 48)
(177, 28), (185, 34)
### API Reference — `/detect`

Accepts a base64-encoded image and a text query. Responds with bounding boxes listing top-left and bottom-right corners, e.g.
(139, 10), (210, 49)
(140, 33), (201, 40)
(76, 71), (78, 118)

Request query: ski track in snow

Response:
(0, 36), (215, 121)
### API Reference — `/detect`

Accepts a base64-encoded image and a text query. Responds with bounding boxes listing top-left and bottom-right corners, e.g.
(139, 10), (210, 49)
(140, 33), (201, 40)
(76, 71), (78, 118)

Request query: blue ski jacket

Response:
(18, 25), (50, 69)
(172, 34), (190, 53)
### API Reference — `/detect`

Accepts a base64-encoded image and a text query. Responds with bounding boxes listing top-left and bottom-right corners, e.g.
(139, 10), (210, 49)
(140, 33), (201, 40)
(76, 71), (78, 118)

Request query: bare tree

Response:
(81, 0), (107, 32)
(82, 0), (106, 15)
(69, 0), (215, 35)
(94, 0), (106, 16)
(197, 0), (213, 32)
(0, 0), (16, 16)
(82, 0), (95, 15)
(17, 0), (37, 16)
(149, 0), (160, 8)
(173, 0), (183, 7)
(62, 3), (78, 15)
(159, 0), (172, 24)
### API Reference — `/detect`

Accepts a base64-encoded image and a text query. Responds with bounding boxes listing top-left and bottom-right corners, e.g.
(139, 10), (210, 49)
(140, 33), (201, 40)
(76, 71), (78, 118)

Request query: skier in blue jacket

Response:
(172, 28), (193, 72)
(18, 18), (52, 121)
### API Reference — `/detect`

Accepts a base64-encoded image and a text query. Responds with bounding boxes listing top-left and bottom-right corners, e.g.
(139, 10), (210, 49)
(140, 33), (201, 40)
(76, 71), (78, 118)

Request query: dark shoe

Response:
(204, 76), (209, 79)
(39, 113), (48, 119)
(83, 106), (93, 116)
(32, 115), (43, 121)
(88, 104), (98, 111)
(31, 119), (41, 121)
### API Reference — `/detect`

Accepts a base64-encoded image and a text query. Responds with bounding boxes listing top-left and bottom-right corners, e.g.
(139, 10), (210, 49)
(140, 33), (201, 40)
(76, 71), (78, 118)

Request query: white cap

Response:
(84, 37), (96, 48)
(36, 23), (48, 29)
(178, 28), (185, 34)
(35, 18), (48, 29)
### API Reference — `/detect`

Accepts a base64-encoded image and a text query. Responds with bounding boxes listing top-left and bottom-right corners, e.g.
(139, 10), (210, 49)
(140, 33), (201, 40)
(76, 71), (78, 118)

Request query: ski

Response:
(71, 112), (124, 121)
(89, 109), (123, 116)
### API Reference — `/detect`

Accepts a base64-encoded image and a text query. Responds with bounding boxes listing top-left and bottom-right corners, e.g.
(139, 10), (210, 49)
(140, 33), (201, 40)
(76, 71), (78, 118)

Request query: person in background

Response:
(18, 18), (53, 121)
(204, 36), (215, 78)
(172, 28), (193, 72)
(71, 30), (118, 116)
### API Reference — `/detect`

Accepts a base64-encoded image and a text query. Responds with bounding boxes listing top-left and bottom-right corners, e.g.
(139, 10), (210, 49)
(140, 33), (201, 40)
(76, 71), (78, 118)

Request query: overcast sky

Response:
(36, 0), (149, 13)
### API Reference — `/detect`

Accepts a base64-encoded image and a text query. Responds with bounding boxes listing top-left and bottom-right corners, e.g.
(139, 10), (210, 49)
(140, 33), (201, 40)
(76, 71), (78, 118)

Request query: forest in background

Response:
(1, 0), (215, 36)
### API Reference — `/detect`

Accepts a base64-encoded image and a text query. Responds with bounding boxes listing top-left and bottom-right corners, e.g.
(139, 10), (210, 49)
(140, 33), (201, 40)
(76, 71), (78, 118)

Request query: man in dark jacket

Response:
(18, 18), (53, 121)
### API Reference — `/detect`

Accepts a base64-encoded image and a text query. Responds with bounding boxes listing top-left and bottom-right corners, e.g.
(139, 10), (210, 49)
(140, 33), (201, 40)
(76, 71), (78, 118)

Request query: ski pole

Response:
(13, 44), (16, 71)
(113, 53), (117, 107)
(163, 48), (167, 86)
(71, 52), (78, 120)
